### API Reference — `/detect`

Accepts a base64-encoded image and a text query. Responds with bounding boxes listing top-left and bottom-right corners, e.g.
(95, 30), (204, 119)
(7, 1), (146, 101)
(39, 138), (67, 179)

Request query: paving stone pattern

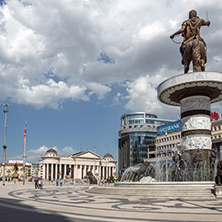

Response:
(0, 182), (222, 222)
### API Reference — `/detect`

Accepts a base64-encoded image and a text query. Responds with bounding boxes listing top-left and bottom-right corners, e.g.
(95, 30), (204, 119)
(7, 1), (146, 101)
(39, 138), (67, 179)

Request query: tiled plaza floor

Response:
(0, 182), (222, 222)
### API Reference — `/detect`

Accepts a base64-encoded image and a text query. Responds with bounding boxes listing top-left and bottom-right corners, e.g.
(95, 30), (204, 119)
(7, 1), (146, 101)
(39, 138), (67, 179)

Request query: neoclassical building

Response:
(41, 148), (117, 181)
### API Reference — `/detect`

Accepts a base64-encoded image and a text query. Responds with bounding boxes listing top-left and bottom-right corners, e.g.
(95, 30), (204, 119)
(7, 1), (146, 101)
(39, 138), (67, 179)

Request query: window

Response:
(128, 114), (144, 119)
(219, 126), (221, 130)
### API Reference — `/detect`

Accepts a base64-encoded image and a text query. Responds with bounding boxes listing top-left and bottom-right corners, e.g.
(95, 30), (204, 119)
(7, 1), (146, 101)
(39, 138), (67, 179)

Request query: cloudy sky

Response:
(0, 0), (222, 163)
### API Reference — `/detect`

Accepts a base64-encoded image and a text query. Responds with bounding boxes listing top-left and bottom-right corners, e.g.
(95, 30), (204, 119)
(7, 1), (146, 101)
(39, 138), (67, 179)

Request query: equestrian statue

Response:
(170, 10), (210, 73)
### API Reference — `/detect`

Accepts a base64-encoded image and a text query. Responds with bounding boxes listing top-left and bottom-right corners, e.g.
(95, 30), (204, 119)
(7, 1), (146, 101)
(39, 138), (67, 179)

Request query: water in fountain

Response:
(121, 165), (141, 181)
(121, 150), (218, 182)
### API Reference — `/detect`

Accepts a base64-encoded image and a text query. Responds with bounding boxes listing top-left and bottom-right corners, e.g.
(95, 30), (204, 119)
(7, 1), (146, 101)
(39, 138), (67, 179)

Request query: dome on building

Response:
(45, 148), (58, 157)
(103, 153), (114, 160)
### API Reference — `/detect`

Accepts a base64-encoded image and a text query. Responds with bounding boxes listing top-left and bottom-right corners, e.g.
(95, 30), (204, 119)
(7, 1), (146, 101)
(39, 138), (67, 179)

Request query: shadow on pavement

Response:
(0, 196), (74, 222)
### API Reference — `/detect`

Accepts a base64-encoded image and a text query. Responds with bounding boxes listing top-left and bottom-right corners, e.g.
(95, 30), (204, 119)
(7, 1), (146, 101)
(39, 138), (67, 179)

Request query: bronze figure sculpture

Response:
(170, 10), (210, 73)
(215, 160), (222, 186)
(87, 171), (97, 184)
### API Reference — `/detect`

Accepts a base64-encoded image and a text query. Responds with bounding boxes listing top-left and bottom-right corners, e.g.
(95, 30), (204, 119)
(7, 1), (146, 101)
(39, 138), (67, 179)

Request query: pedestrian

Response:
(35, 179), (38, 189)
(56, 178), (59, 186)
(60, 179), (63, 186)
(38, 179), (43, 189)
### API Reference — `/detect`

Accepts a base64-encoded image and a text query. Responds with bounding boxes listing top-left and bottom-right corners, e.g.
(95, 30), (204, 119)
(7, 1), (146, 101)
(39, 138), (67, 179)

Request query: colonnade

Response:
(43, 163), (115, 181)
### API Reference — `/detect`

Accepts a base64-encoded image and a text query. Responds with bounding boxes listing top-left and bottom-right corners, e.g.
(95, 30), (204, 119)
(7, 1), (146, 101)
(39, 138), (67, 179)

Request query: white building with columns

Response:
(41, 148), (117, 181)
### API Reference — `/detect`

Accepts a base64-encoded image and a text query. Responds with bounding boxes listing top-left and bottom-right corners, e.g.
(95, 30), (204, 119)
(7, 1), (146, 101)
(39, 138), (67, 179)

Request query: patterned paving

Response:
(0, 183), (222, 222)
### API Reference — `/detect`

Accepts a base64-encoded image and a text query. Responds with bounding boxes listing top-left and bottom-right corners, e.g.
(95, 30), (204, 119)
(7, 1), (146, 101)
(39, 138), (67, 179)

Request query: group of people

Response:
(56, 178), (63, 186)
(34, 179), (43, 189)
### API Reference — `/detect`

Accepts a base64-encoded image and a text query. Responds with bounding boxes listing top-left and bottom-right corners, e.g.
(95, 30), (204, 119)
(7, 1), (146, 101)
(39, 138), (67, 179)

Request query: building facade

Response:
(118, 112), (173, 174)
(211, 119), (222, 160)
(151, 119), (222, 163)
(41, 149), (117, 181)
(0, 160), (31, 181)
(153, 121), (182, 162)
(31, 161), (43, 178)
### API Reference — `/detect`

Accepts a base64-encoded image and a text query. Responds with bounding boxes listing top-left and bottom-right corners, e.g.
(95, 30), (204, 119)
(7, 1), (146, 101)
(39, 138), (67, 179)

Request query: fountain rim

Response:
(157, 71), (222, 106)
(114, 181), (214, 187)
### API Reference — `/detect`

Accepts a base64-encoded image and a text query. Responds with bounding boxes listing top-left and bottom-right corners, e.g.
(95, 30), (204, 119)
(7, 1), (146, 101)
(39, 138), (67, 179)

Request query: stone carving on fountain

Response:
(182, 116), (211, 131)
(181, 96), (210, 113)
(182, 136), (211, 150)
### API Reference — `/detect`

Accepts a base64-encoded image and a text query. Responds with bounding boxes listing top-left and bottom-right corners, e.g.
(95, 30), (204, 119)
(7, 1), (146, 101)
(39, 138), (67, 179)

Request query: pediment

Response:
(71, 150), (101, 159)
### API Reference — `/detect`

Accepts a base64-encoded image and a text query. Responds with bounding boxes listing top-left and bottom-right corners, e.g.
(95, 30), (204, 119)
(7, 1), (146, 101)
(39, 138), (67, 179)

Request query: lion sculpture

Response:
(132, 162), (150, 182)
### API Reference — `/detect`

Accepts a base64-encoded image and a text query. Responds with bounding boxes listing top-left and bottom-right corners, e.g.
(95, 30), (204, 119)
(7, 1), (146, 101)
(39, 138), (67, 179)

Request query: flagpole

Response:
(23, 121), (27, 185)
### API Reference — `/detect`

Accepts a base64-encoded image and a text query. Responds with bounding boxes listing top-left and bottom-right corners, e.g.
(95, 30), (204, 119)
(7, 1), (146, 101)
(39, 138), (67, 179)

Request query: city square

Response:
(1, 1), (222, 222)
(0, 182), (222, 222)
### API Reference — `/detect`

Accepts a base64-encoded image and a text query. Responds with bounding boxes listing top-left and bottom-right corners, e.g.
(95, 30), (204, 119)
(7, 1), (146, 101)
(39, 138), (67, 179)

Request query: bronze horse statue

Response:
(170, 10), (210, 73)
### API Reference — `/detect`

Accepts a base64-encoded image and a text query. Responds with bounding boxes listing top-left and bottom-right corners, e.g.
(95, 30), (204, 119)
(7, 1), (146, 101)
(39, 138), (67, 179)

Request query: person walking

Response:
(35, 179), (38, 189)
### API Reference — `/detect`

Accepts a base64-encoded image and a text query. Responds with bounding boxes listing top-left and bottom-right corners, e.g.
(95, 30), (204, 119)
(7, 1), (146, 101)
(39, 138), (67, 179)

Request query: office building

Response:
(118, 112), (173, 174)
(154, 121), (182, 162)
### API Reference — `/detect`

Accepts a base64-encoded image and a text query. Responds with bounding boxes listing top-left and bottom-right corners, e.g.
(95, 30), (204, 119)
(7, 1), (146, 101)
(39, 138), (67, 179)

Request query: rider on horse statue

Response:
(170, 10), (210, 73)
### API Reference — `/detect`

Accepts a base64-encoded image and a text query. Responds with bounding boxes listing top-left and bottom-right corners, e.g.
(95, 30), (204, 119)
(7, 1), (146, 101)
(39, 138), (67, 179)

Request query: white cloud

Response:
(124, 73), (180, 120)
(7, 145), (48, 163)
(58, 146), (77, 157)
(87, 82), (111, 100)
(0, 0), (222, 114)
(7, 145), (78, 163)
(12, 79), (89, 109)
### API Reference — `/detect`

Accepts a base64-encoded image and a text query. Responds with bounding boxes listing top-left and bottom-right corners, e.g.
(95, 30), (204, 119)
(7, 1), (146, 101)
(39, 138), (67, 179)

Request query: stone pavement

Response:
(0, 182), (222, 222)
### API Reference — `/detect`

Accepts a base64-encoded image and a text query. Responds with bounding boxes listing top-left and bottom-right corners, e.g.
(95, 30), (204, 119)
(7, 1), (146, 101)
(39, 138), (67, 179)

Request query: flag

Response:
(24, 121), (27, 149)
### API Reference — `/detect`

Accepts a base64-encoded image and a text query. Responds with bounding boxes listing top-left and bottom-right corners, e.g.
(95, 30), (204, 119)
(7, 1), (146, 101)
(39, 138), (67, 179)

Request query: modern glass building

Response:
(118, 112), (173, 174)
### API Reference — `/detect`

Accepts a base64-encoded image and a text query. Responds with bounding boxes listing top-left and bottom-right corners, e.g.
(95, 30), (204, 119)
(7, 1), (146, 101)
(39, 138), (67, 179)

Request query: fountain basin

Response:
(87, 181), (215, 198)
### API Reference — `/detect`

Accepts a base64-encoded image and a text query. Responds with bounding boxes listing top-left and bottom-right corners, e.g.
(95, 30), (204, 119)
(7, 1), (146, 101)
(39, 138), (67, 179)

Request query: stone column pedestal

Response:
(157, 72), (222, 166)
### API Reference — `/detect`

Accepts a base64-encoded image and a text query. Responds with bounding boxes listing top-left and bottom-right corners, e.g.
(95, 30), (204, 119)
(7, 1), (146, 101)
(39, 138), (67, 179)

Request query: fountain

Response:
(87, 10), (222, 197)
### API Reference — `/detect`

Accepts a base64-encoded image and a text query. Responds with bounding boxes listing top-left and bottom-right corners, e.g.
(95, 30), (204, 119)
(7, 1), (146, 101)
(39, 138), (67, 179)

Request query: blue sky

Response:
(1, 0), (222, 163)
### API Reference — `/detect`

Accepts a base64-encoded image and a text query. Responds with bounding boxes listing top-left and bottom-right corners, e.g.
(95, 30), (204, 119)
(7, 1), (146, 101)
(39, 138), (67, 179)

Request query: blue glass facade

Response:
(118, 112), (173, 172)
(130, 132), (157, 165)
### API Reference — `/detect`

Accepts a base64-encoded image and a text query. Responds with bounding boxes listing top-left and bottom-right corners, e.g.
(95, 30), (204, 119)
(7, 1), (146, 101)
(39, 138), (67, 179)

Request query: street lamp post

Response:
(164, 127), (168, 182)
(1, 103), (11, 186)
(94, 146), (97, 175)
